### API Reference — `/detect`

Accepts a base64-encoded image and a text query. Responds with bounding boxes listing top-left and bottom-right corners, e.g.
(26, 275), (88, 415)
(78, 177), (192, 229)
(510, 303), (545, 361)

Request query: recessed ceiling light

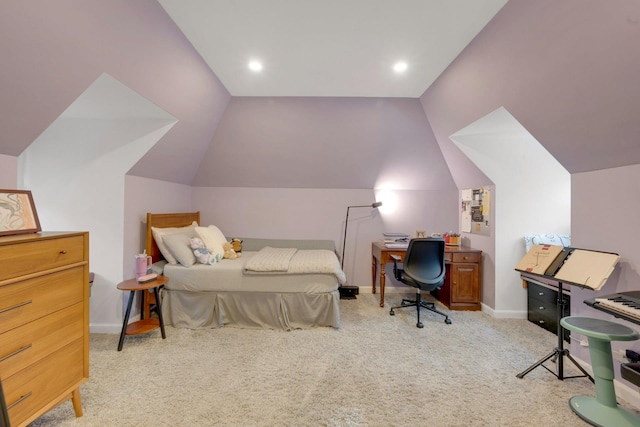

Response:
(248, 61), (263, 71)
(393, 62), (408, 73)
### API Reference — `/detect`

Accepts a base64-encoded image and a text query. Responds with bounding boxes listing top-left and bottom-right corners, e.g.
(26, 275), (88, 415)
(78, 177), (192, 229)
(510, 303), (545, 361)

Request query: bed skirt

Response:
(160, 289), (341, 331)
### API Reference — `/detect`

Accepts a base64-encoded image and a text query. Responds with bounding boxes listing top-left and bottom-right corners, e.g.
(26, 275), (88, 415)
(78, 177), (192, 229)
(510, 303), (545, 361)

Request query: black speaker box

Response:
(339, 285), (359, 299)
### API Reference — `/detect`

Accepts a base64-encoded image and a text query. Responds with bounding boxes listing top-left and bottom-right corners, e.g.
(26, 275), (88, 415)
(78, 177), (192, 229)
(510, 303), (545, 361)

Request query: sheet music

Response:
(514, 245), (563, 275)
(553, 249), (619, 290)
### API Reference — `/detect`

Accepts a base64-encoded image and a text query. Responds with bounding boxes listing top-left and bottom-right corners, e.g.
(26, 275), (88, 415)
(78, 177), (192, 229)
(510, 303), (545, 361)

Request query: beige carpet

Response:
(28, 294), (631, 426)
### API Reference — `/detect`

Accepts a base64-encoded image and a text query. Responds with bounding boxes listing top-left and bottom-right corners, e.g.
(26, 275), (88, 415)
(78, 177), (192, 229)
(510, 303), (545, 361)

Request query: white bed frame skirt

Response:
(161, 289), (341, 330)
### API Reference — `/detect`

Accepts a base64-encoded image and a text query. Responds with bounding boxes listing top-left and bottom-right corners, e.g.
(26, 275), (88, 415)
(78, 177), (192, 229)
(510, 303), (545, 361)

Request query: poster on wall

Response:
(461, 187), (490, 236)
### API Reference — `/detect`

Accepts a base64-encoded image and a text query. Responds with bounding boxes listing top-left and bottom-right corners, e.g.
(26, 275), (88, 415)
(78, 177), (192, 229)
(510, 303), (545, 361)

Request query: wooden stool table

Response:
(560, 316), (640, 427)
(117, 275), (168, 351)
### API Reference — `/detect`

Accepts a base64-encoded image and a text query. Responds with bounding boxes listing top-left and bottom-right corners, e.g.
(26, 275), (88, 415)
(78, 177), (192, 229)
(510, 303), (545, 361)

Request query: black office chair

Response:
(389, 238), (452, 327)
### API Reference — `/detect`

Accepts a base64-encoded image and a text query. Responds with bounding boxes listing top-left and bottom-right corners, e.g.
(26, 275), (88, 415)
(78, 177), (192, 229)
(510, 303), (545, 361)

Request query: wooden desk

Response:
(372, 241), (482, 310)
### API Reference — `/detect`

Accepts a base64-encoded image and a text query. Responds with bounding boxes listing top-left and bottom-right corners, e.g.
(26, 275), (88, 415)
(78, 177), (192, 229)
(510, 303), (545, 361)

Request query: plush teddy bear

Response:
(223, 241), (241, 259)
(189, 237), (221, 265)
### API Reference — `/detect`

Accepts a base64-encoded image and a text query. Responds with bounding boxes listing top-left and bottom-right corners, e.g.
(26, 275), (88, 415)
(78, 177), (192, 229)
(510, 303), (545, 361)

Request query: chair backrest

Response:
(403, 238), (446, 289)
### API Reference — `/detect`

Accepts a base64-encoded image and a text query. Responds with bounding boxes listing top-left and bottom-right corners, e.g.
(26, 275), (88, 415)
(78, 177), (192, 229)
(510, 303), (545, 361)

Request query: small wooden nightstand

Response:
(116, 276), (168, 351)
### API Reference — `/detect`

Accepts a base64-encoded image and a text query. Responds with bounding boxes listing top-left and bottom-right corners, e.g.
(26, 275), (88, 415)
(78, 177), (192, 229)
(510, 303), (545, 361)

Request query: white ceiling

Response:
(158, 0), (508, 97)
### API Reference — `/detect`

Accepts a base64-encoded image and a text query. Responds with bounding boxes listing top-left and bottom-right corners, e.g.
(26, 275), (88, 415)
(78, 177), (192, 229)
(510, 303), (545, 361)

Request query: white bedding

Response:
(160, 250), (342, 330)
(243, 247), (347, 284)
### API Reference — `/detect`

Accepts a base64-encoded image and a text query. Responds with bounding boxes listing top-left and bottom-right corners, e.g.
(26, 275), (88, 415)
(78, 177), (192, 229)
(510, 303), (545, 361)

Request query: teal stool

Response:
(560, 316), (640, 427)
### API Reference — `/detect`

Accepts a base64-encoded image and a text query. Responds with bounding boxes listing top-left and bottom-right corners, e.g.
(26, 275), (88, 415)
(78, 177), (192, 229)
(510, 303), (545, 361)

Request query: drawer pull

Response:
(538, 320), (545, 325)
(8, 392), (32, 410)
(60, 250), (68, 254)
(0, 300), (32, 314)
(538, 292), (545, 296)
(0, 344), (32, 362)
(458, 268), (474, 272)
(539, 306), (545, 310)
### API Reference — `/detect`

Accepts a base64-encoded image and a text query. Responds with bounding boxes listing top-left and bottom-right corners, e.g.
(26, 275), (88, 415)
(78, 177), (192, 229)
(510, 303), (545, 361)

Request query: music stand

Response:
(516, 279), (593, 381)
(515, 247), (619, 381)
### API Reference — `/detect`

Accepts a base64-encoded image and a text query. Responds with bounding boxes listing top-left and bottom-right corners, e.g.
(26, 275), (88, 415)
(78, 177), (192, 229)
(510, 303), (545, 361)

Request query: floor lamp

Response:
(340, 201), (382, 299)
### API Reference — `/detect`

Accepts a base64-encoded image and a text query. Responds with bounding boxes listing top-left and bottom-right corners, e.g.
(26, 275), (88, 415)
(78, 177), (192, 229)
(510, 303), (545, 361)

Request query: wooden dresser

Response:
(0, 232), (89, 427)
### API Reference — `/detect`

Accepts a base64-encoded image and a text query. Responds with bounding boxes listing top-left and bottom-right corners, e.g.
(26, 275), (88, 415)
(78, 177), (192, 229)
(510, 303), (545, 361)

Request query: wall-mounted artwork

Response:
(0, 190), (41, 236)
(461, 187), (490, 236)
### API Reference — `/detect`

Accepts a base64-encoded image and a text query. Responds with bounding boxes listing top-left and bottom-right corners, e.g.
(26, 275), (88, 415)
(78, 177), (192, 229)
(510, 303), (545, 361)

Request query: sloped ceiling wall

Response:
(421, 0), (640, 186)
(0, 0), (230, 185)
(3, 1), (639, 191)
(193, 97), (455, 190)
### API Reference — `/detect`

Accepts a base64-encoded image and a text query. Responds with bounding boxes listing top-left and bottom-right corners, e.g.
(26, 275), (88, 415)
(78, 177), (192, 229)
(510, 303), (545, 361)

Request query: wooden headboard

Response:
(145, 212), (200, 263)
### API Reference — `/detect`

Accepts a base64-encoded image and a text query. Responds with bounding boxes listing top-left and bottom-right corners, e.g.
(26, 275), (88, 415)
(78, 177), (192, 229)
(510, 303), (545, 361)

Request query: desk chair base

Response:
(390, 290), (452, 328)
(569, 395), (640, 427)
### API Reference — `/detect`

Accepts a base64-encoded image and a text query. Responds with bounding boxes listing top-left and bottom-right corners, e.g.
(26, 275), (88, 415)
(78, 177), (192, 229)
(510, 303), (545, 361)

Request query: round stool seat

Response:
(561, 316), (639, 342)
(560, 316), (640, 427)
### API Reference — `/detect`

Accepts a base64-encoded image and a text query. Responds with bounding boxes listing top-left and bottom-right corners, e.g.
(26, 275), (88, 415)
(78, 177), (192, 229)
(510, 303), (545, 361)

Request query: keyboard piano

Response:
(584, 291), (640, 325)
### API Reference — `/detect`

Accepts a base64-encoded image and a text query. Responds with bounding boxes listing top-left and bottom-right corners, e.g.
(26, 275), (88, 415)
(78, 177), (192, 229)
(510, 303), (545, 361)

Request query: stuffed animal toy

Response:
(223, 241), (241, 259)
(189, 237), (221, 265)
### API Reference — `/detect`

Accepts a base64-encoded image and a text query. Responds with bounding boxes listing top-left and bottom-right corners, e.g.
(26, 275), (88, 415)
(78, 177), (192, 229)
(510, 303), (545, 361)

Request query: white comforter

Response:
(243, 247), (346, 284)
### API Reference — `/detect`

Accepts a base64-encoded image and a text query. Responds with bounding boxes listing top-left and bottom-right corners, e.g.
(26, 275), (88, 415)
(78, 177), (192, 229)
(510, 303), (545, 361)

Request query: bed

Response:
(144, 212), (344, 330)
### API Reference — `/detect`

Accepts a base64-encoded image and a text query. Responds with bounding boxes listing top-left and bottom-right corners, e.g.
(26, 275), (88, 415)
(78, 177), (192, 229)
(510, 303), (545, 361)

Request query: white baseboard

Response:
(90, 320), (132, 334)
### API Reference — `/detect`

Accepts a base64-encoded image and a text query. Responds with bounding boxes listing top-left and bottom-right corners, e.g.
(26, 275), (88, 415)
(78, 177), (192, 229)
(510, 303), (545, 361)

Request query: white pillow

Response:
(151, 221), (198, 264)
(162, 233), (196, 267)
(195, 225), (227, 258)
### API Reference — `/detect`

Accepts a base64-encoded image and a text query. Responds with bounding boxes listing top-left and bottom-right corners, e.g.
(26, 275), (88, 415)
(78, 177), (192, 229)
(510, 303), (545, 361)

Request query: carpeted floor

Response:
(29, 293), (635, 426)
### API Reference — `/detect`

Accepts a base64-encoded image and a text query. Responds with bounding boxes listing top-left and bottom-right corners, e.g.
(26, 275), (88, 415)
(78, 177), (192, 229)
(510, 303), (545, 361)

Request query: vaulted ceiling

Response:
(158, 0), (508, 97)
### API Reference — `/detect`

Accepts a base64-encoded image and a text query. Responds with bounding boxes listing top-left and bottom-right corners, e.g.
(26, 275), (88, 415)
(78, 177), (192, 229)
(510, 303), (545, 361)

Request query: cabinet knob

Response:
(538, 320), (545, 325)
(60, 250), (68, 254)
(539, 306), (544, 310)
(538, 292), (544, 296)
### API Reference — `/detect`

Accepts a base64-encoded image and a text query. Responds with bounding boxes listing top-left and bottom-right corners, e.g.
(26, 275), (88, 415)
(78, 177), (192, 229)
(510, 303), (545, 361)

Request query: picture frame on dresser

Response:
(0, 190), (41, 237)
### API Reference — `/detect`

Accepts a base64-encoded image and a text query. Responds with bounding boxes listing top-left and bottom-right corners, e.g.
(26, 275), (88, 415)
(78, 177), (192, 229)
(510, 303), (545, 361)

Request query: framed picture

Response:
(0, 190), (42, 237)
(415, 230), (427, 238)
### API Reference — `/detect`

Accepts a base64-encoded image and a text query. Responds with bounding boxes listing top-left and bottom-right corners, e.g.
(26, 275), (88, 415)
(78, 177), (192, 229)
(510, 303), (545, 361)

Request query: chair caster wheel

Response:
(445, 318), (452, 325)
(390, 309), (395, 316)
(416, 322), (424, 328)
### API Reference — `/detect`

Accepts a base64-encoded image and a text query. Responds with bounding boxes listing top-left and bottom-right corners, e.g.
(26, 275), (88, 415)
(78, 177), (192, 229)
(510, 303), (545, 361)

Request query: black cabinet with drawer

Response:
(526, 280), (570, 342)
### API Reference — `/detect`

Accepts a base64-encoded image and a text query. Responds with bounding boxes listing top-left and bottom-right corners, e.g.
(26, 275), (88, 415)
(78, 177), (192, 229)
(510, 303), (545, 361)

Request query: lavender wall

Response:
(570, 165), (640, 361)
(421, 0), (640, 392)
(193, 187), (458, 291)
(193, 97), (456, 190)
(0, 155), (17, 188)
(0, 0), (230, 184)
(422, 0), (640, 179)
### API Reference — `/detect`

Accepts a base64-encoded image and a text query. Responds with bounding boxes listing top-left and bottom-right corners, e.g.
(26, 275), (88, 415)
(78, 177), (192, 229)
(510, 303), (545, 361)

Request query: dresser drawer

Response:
(4, 338), (84, 427)
(0, 267), (83, 334)
(0, 303), (83, 379)
(0, 235), (85, 282)
(451, 252), (480, 263)
(527, 281), (567, 306)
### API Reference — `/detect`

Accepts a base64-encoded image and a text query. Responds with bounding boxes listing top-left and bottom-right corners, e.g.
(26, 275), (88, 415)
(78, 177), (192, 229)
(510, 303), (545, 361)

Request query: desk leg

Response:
(379, 263), (386, 308)
(371, 255), (377, 294)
